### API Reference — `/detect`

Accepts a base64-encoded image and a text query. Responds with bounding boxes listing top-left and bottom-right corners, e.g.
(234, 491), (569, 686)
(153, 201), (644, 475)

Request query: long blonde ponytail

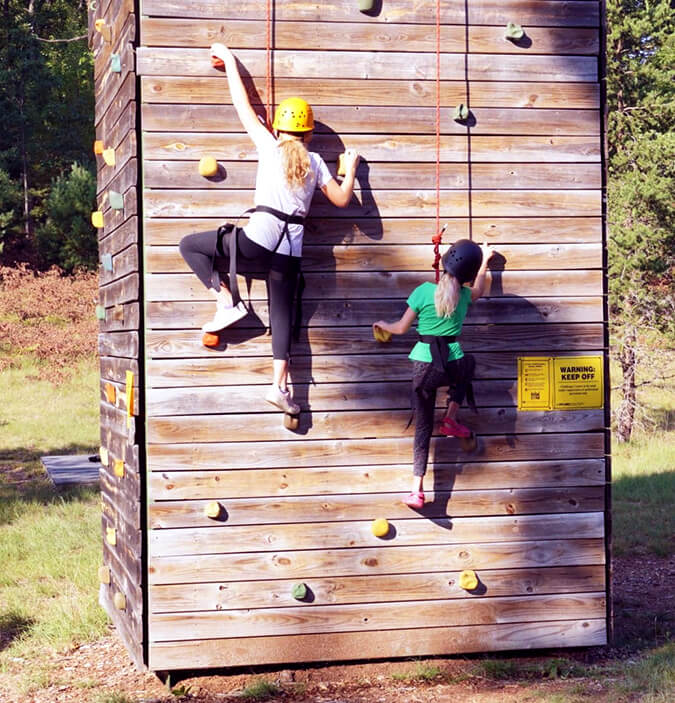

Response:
(279, 137), (311, 190)
(435, 272), (461, 317)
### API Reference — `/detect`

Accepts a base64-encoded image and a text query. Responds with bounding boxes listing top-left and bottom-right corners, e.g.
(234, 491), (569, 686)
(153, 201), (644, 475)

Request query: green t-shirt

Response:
(407, 282), (472, 363)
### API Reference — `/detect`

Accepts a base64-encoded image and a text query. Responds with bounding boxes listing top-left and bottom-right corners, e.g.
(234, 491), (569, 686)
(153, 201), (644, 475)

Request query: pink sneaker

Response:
(404, 491), (425, 509)
(440, 417), (472, 438)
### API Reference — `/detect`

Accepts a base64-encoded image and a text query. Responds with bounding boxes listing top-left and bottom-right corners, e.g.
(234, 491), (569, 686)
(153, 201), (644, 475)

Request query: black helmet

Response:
(441, 239), (483, 284)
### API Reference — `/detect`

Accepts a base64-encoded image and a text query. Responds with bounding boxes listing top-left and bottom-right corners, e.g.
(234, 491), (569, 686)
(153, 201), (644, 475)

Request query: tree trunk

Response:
(616, 325), (637, 443)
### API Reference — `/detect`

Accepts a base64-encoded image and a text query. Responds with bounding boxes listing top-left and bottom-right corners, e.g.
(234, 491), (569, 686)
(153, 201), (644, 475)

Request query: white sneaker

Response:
(201, 301), (247, 332)
(265, 386), (300, 414)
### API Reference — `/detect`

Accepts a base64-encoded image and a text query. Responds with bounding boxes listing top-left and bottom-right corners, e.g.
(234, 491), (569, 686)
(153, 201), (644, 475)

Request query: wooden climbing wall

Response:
(103, 0), (610, 670)
(89, 0), (144, 668)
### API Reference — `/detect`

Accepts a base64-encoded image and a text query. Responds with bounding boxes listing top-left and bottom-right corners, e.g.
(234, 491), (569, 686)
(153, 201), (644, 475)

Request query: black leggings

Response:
(179, 228), (299, 360)
(411, 357), (473, 477)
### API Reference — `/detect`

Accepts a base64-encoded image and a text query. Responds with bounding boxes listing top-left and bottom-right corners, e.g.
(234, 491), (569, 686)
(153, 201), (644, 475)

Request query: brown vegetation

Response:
(0, 265), (98, 381)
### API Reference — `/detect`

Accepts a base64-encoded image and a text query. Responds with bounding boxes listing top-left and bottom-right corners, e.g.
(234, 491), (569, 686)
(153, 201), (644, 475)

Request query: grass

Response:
(392, 663), (444, 682)
(0, 355), (107, 666)
(239, 678), (281, 700)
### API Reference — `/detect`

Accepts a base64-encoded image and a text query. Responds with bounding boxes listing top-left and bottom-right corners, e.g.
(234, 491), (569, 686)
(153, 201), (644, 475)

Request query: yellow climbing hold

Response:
(95, 19), (111, 42)
(113, 459), (125, 478)
(113, 592), (126, 610)
(93, 140), (104, 154)
(99, 446), (109, 466)
(371, 518), (390, 537)
(102, 148), (115, 166)
(91, 211), (104, 228)
(125, 370), (134, 428)
(198, 156), (218, 177)
(204, 501), (221, 519)
(459, 569), (479, 591)
(98, 565), (111, 584)
(106, 527), (117, 546)
(373, 325), (391, 343)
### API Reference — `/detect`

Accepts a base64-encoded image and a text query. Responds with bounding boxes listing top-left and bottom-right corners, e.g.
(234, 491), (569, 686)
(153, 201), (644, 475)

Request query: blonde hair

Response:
(435, 272), (462, 317)
(279, 136), (311, 190)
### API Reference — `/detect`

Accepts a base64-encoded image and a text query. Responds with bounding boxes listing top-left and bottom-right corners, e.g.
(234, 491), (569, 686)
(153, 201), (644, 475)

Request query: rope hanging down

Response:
(432, 0), (443, 282)
(265, 0), (273, 128)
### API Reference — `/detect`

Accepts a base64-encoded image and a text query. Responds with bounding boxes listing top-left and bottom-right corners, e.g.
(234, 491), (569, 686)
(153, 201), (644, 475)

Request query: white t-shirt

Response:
(243, 131), (332, 257)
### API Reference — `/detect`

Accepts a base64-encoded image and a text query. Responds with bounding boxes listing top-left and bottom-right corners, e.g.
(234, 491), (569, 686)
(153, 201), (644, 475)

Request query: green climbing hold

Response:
(291, 583), (307, 600)
(110, 54), (121, 73)
(109, 191), (124, 210)
(453, 104), (470, 122)
(101, 253), (113, 271)
(504, 22), (525, 41)
(358, 0), (374, 11)
(95, 304), (106, 320)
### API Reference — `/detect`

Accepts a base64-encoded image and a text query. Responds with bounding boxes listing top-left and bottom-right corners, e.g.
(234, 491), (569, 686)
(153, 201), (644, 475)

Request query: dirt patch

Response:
(1, 555), (673, 703)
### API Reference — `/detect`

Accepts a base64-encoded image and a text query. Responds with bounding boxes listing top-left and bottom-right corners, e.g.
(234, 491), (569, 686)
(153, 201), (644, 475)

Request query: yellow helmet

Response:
(272, 97), (314, 132)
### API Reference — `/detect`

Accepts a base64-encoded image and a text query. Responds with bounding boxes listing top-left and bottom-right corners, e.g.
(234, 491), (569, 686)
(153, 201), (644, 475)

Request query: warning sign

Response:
(552, 356), (604, 409)
(517, 357), (553, 410)
(518, 355), (604, 411)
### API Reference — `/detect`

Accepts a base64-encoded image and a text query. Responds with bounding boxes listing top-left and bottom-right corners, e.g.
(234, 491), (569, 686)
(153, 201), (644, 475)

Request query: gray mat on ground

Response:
(41, 455), (101, 486)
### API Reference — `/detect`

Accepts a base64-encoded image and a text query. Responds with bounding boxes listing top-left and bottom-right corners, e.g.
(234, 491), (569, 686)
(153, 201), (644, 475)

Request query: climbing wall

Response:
(135, 0), (609, 670)
(89, 0), (144, 668)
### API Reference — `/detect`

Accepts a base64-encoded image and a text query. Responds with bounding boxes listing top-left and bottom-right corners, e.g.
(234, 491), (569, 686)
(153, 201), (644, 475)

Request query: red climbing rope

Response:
(432, 0), (443, 282)
(265, 0), (272, 128)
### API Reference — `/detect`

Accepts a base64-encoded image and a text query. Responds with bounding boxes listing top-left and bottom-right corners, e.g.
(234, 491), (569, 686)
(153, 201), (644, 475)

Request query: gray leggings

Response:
(179, 228), (300, 360)
(411, 357), (472, 477)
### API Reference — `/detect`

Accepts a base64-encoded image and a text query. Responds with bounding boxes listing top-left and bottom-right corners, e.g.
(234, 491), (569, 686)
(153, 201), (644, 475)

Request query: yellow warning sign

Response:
(518, 357), (553, 410)
(518, 355), (604, 410)
(552, 356), (604, 409)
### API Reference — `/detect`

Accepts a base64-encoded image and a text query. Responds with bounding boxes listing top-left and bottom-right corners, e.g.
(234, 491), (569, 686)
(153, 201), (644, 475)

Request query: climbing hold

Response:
(110, 53), (121, 73)
(108, 191), (124, 210)
(211, 55), (225, 69)
(291, 583), (307, 600)
(106, 527), (117, 546)
(113, 592), (126, 610)
(95, 304), (106, 320)
(459, 569), (479, 591)
(98, 565), (111, 584)
(94, 19), (111, 42)
(101, 253), (113, 271)
(358, 0), (375, 11)
(202, 331), (220, 348)
(373, 325), (392, 343)
(93, 140), (104, 155)
(112, 304), (124, 322)
(204, 501), (222, 519)
(104, 382), (116, 403)
(337, 153), (346, 178)
(91, 211), (104, 228)
(504, 22), (525, 41)
(371, 518), (390, 538)
(459, 432), (478, 453)
(198, 156), (218, 177)
(99, 446), (109, 466)
(453, 103), (470, 122)
(113, 459), (125, 478)
(102, 148), (115, 166)
(283, 413), (300, 431)
(125, 370), (134, 427)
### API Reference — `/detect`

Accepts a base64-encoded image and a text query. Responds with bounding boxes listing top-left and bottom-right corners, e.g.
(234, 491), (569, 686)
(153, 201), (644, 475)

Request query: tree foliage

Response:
(0, 0), (94, 266)
(606, 0), (675, 440)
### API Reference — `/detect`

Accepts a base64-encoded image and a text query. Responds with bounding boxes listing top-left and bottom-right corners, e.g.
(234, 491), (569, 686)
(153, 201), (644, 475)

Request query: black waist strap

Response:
(419, 334), (456, 373)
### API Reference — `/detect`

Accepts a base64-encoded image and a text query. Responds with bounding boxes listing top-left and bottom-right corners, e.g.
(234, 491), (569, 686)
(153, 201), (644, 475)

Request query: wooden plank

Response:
(98, 330), (139, 358)
(148, 537), (606, 584)
(137, 48), (598, 83)
(100, 273), (139, 307)
(144, 297), (604, 330)
(145, 243), (603, 274)
(144, 351), (607, 388)
(99, 302), (140, 333)
(150, 512), (605, 557)
(144, 161), (602, 191)
(142, 77), (599, 109)
(146, 407), (605, 444)
(146, 433), (605, 470)
(141, 1), (600, 28)
(99, 244), (138, 287)
(148, 487), (604, 530)
(148, 619), (607, 669)
(149, 592), (606, 641)
(150, 564), (606, 613)
(97, 101), (136, 153)
(143, 216), (603, 245)
(99, 216), (139, 254)
(141, 18), (599, 55)
(96, 68), (135, 127)
(142, 134), (600, 163)
(99, 589), (144, 670)
(99, 158), (137, 202)
(146, 270), (603, 302)
(148, 459), (606, 501)
(141, 104), (601, 136)
(100, 356), (140, 384)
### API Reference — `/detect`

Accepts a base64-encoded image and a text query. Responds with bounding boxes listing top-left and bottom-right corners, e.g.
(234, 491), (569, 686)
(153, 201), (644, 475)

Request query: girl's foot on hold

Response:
(404, 491), (425, 509)
(440, 417), (472, 438)
(265, 385), (300, 415)
(202, 301), (247, 332)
